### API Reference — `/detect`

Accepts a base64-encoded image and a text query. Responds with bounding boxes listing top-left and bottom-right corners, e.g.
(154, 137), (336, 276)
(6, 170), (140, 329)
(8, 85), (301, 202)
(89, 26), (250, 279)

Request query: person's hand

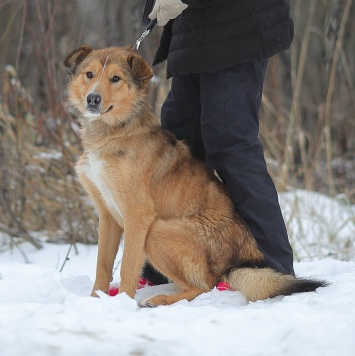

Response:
(149, 0), (188, 26)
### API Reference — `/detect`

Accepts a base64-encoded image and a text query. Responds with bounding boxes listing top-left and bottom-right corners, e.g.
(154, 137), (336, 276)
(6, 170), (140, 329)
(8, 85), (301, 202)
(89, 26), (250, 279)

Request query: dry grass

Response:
(261, 0), (355, 200)
(0, 65), (97, 248)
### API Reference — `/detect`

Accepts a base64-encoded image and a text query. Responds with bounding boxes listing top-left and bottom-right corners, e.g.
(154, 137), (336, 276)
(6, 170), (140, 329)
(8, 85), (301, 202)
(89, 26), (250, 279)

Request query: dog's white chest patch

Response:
(85, 153), (123, 220)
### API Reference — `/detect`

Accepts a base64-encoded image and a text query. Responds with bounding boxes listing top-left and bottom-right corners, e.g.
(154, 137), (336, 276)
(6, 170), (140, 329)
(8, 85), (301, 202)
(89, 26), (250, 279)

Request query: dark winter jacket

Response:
(153, 0), (294, 77)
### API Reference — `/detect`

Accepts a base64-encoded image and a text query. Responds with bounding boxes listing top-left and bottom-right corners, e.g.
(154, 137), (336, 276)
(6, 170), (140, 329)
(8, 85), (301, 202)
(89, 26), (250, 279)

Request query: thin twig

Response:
(323, 0), (353, 196)
(281, 0), (316, 189)
(15, 0), (26, 73)
(60, 243), (75, 272)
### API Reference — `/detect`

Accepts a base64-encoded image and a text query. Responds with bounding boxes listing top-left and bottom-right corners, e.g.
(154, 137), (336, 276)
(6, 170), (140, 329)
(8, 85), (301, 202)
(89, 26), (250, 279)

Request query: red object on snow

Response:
(108, 286), (119, 296)
(108, 277), (155, 296)
(137, 277), (155, 289)
(108, 279), (233, 296)
(216, 281), (233, 291)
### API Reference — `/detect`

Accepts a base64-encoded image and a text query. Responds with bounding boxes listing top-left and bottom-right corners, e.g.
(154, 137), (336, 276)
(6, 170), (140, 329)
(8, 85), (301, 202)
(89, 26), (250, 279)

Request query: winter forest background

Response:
(0, 0), (354, 256)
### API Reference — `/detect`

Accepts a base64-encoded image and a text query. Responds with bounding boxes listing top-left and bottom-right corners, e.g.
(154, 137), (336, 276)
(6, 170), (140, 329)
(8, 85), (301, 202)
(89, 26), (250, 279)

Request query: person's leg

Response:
(141, 73), (204, 284)
(160, 74), (205, 161)
(199, 60), (295, 275)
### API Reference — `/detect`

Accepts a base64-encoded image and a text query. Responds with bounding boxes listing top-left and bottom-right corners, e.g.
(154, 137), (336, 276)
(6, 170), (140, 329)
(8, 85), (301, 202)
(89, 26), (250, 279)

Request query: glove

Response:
(149, 0), (188, 26)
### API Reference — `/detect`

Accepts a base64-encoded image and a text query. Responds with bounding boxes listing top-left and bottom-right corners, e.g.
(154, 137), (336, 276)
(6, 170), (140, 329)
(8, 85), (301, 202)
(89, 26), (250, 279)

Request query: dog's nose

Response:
(86, 93), (101, 109)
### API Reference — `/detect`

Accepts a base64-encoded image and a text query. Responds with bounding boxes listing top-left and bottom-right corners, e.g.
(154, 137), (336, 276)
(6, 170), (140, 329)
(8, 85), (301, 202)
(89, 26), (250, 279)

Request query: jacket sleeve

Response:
(152, 21), (173, 67)
(182, 0), (199, 6)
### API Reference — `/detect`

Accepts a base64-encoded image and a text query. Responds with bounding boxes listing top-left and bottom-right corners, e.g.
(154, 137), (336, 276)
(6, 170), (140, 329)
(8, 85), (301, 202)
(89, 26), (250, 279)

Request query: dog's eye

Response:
(86, 71), (93, 79)
(111, 75), (120, 83)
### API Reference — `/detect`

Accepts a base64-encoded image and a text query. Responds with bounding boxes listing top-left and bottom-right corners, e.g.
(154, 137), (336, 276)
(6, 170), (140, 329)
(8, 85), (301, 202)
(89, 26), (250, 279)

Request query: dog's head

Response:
(64, 45), (153, 126)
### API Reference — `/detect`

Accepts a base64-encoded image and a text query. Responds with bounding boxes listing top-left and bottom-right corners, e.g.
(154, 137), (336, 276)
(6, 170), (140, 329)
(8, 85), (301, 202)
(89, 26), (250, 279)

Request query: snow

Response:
(280, 190), (355, 261)
(1, 190), (355, 356)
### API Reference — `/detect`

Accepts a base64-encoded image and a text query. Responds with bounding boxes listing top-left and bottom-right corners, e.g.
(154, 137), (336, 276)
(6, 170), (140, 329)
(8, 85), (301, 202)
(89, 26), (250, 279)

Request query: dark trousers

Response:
(142, 60), (294, 283)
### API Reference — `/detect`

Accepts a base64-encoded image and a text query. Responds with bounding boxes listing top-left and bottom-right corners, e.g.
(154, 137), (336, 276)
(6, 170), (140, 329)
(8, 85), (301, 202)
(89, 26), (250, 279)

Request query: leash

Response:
(133, 0), (157, 50)
(133, 19), (157, 50)
(142, 0), (156, 26)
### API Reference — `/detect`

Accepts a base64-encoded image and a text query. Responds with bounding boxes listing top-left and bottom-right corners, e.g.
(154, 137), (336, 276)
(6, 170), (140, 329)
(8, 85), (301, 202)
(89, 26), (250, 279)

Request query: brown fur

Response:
(64, 45), (327, 306)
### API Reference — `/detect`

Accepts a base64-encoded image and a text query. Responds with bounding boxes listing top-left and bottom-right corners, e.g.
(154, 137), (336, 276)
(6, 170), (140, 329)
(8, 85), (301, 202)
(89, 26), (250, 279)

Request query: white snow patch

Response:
(280, 190), (355, 261)
(0, 190), (355, 355)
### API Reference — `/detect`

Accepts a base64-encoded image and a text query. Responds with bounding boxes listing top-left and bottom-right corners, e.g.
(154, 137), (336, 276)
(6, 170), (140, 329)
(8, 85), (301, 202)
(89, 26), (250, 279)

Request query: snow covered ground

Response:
(1, 190), (355, 356)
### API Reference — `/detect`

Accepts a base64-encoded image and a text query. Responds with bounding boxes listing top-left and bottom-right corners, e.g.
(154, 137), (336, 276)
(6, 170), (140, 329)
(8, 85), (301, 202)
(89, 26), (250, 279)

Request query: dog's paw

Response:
(91, 290), (100, 298)
(138, 296), (157, 308)
(139, 294), (174, 307)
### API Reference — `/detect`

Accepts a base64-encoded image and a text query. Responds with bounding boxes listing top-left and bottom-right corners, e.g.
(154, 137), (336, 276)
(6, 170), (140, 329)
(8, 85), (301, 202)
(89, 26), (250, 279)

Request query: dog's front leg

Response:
(119, 215), (155, 298)
(91, 209), (123, 296)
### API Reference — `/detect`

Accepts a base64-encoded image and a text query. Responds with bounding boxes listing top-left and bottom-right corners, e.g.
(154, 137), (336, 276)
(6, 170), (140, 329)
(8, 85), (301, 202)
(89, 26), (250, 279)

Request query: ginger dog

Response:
(64, 45), (326, 306)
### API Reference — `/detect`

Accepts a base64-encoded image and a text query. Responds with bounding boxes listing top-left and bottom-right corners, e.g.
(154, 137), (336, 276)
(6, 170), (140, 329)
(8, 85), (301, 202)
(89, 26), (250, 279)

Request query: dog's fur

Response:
(64, 45), (327, 306)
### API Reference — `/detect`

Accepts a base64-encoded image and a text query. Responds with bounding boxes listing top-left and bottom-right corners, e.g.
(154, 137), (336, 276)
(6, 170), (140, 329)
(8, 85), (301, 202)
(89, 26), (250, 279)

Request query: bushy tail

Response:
(224, 268), (328, 302)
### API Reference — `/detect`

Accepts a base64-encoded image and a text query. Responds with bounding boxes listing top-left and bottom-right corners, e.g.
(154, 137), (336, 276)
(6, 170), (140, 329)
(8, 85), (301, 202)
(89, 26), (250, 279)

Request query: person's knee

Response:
(203, 129), (262, 159)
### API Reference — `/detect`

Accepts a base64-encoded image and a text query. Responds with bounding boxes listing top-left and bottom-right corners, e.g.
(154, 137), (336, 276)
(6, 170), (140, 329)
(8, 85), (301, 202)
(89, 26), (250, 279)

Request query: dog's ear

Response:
(64, 45), (93, 73)
(127, 53), (153, 85)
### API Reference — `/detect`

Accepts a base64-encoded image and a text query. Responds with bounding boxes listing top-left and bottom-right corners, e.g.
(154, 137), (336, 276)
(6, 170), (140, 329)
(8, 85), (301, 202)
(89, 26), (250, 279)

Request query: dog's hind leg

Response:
(139, 287), (206, 307)
(142, 219), (216, 306)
